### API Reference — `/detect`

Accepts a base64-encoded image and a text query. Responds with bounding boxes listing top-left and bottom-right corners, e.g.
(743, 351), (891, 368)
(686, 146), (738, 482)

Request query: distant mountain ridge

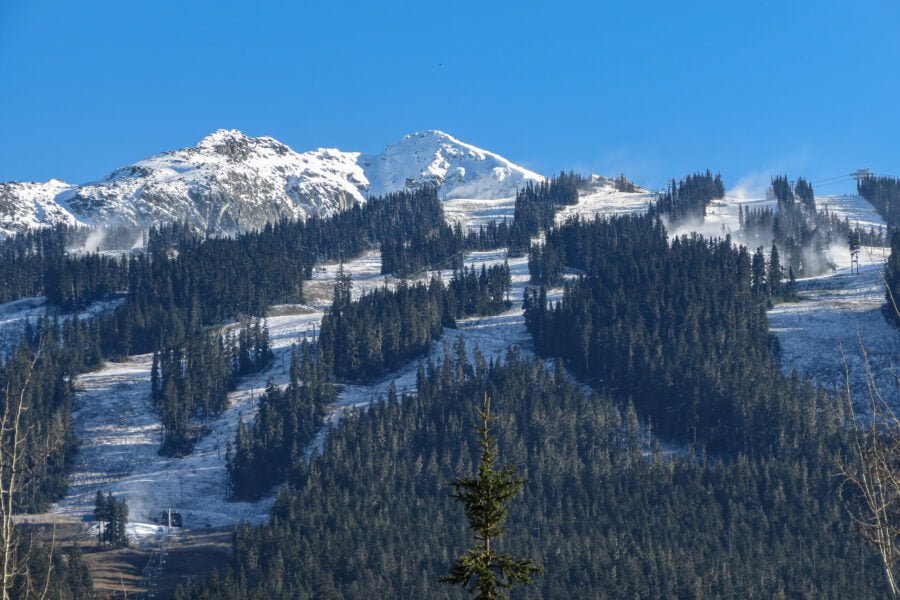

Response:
(0, 129), (544, 238)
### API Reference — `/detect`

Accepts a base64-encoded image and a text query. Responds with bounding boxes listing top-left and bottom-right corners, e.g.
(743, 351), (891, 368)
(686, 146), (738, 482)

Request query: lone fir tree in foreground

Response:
(443, 394), (541, 599)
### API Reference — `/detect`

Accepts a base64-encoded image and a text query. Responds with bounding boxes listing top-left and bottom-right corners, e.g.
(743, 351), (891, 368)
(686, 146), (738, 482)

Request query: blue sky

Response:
(1, 0), (898, 194)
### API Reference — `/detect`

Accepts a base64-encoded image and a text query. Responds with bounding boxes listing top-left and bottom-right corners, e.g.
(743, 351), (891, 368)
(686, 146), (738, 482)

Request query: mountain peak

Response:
(363, 130), (543, 200)
(401, 129), (457, 142)
(194, 129), (290, 159)
(0, 128), (548, 238)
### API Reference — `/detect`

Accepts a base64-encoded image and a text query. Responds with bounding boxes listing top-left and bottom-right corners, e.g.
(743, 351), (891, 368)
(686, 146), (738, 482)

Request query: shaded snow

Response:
(52, 306), (324, 529)
(768, 265), (899, 409)
(0, 296), (123, 357)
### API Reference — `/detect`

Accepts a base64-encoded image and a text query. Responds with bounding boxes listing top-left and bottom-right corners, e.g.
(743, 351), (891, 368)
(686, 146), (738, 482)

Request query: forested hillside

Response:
(176, 350), (884, 599)
(1, 165), (895, 598)
(176, 209), (891, 598)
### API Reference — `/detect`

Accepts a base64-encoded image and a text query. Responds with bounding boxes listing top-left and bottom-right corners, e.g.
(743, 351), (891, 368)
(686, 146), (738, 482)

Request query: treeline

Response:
(319, 263), (512, 382)
(1, 188), (463, 356)
(229, 262), (511, 498)
(612, 173), (637, 192)
(887, 230), (900, 327)
(525, 214), (833, 455)
(44, 253), (128, 310)
(0, 225), (69, 303)
(380, 221), (464, 277)
(0, 224), (140, 307)
(507, 172), (586, 255)
(740, 175), (885, 277)
(0, 318), (104, 512)
(460, 172), (646, 255)
(749, 243), (797, 303)
(648, 170), (724, 224)
(858, 174), (900, 226)
(176, 351), (884, 599)
(151, 318), (271, 455)
(227, 342), (334, 500)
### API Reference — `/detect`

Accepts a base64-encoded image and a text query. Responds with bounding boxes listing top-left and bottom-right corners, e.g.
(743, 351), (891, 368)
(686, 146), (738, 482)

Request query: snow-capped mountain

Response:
(0, 179), (83, 238)
(362, 130), (543, 200)
(0, 129), (545, 237)
(63, 130), (369, 233)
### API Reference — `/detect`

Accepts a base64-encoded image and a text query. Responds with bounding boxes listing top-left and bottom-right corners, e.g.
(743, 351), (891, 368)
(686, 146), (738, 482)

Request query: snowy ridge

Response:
(62, 130), (369, 233)
(0, 129), (547, 237)
(0, 179), (82, 238)
(361, 130), (543, 200)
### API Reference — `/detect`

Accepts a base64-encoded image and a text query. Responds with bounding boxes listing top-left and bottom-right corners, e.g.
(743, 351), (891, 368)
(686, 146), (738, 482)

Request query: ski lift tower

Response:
(851, 168), (873, 187)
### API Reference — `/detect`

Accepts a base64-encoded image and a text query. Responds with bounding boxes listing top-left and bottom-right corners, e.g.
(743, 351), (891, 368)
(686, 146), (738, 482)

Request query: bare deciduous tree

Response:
(838, 283), (900, 598)
(0, 338), (56, 600)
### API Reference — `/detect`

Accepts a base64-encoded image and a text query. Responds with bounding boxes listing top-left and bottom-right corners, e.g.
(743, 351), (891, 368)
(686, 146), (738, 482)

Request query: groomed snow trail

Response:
(52, 248), (536, 532)
(768, 264), (899, 409)
(52, 308), (324, 529)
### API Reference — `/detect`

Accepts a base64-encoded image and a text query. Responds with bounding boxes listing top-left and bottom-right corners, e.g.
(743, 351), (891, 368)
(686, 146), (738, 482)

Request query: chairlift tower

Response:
(851, 168), (873, 185)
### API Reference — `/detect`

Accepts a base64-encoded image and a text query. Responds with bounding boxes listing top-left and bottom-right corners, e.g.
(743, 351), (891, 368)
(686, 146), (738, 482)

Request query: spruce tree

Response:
(768, 243), (783, 300)
(442, 394), (541, 599)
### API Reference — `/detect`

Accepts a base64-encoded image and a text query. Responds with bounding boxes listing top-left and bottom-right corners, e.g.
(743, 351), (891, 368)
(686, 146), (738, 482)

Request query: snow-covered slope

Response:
(362, 130), (543, 200)
(0, 179), (83, 237)
(0, 129), (547, 237)
(62, 130), (369, 233)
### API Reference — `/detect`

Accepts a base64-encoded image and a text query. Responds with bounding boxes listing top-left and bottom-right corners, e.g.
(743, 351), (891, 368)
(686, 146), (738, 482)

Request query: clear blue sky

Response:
(1, 0), (898, 194)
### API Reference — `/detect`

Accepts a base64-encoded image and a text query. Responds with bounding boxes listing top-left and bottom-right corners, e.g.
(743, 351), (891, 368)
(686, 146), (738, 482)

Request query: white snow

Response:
(443, 196), (517, 232)
(51, 307), (324, 529)
(361, 130), (543, 200)
(768, 264), (899, 409)
(310, 249), (534, 456)
(51, 245), (541, 530)
(555, 187), (655, 225)
(0, 179), (84, 238)
(31, 164), (896, 540)
(1, 129), (549, 238)
(0, 296), (123, 357)
(443, 178), (653, 234)
(60, 130), (370, 232)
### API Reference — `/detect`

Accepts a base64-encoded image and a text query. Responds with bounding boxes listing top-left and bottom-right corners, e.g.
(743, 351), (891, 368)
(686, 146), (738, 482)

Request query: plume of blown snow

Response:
(728, 172), (771, 201)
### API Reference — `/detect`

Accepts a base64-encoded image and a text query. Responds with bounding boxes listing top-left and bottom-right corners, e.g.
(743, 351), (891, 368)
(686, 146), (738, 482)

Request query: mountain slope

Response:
(361, 130), (543, 200)
(62, 129), (369, 233)
(0, 179), (82, 238)
(0, 129), (546, 237)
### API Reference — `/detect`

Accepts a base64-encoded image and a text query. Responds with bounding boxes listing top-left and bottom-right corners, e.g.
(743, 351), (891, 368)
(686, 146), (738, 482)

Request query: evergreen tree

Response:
(886, 230), (900, 327)
(768, 243), (783, 300)
(443, 394), (542, 599)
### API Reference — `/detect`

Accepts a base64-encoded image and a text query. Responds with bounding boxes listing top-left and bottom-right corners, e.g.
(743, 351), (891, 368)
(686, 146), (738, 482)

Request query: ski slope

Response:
(52, 308), (324, 530)
(443, 183), (653, 233)
(309, 249), (534, 456)
(51, 247), (536, 534)
(0, 296), (123, 357)
(768, 264), (899, 409)
(724, 192), (897, 407)
(555, 188), (654, 224)
(46, 184), (898, 537)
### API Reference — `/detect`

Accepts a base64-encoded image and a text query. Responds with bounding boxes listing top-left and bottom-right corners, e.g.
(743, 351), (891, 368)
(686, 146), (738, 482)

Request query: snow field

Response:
(768, 265), (899, 409)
